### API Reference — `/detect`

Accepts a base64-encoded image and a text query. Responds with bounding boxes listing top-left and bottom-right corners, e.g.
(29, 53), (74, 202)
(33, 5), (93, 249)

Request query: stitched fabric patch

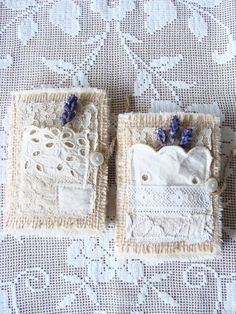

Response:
(57, 184), (94, 216)
(115, 113), (221, 259)
(129, 185), (211, 213)
(5, 88), (109, 235)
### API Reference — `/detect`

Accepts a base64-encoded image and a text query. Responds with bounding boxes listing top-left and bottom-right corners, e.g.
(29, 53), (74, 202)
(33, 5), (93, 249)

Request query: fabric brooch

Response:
(115, 112), (221, 260)
(5, 88), (110, 236)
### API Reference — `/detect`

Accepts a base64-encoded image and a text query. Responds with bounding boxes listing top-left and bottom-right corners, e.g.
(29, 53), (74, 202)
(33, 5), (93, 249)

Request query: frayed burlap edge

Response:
(115, 112), (221, 259)
(4, 88), (109, 235)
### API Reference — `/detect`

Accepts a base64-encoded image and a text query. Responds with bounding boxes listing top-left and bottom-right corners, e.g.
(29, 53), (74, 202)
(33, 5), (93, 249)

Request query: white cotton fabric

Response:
(0, 0), (236, 313)
(130, 144), (212, 185)
(57, 184), (94, 216)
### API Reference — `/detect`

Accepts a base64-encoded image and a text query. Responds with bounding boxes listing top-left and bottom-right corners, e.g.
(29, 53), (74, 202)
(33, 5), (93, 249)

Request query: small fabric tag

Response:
(57, 184), (94, 216)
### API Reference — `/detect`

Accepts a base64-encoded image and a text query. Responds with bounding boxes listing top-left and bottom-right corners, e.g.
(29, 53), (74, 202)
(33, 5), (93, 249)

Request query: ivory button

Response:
(205, 177), (218, 193)
(90, 152), (104, 166)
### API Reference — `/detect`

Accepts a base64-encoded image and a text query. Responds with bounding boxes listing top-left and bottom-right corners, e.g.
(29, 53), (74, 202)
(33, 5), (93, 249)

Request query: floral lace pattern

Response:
(126, 213), (213, 244)
(19, 101), (58, 127)
(0, 0), (236, 313)
(129, 185), (211, 213)
(21, 126), (89, 183)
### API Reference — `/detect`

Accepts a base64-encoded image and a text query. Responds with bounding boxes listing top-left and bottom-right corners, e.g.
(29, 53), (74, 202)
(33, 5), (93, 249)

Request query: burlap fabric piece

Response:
(116, 113), (221, 259)
(5, 88), (109, 235)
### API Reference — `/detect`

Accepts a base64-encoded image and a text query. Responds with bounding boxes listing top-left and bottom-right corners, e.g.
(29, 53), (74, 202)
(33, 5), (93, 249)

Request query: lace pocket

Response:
(21, 126), (90, 184)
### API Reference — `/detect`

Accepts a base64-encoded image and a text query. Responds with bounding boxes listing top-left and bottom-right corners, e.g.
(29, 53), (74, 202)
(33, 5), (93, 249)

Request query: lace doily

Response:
(0, 0), (236, 313)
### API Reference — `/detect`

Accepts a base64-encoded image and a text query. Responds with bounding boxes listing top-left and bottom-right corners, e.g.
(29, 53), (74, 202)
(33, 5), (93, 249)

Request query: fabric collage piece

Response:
(116, 113), (221, 259)
(5, 88), (109, 235)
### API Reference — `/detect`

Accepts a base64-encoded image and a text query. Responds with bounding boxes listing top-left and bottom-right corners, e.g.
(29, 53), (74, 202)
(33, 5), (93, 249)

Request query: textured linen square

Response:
(5, 88), (109, 236)
(115, 113), (221, 260)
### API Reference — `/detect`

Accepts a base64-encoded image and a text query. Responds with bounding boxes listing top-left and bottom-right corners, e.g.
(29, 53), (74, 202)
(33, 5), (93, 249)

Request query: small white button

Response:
(205, 177), (218, 193)
(90, 152), (104, 166)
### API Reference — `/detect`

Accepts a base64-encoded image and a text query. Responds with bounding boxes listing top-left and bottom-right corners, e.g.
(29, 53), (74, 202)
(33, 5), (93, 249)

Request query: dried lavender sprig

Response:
(179, 128), (192, 148)
(168, 115), (180, 143)
(154, 128), (169, 145)
(60, 111), (76, 126)
(60, 94), (78, 126)
(64, 94), (78, 112)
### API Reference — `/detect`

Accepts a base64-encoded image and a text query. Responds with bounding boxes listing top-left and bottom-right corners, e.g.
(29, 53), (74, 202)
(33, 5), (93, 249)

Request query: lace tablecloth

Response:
(0, 1), (236, 313)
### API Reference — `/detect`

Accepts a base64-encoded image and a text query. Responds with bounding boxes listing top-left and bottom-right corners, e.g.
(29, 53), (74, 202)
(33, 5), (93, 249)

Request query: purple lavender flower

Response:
(60, 94), (78, 126)
(60, 111), (68, 125)
(154, 115), (194, 148)
(63, 102), (71, 112)
(154, 128), (169, 145)
(168, 115), (180, 143)
(179, 128), (192, 148)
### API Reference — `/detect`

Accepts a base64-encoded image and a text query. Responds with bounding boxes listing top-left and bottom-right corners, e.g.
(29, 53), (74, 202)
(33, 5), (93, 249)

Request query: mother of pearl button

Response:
(90, 152), (104, 166)
(205, 177), (218, 193)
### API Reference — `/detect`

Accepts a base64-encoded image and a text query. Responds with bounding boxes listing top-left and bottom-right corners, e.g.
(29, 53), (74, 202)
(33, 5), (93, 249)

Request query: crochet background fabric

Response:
(0, 0), (236, 313)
